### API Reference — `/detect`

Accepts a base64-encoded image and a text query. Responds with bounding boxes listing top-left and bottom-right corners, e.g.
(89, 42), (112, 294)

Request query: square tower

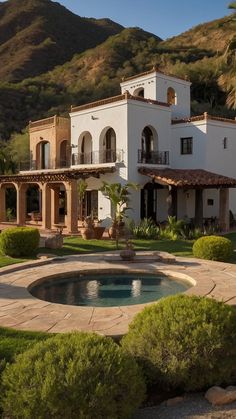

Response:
(120, 66), (191, 118)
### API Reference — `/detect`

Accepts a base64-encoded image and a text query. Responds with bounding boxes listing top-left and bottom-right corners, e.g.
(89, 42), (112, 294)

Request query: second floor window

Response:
(181, 137), (193, 155)
(223, 137), (228, 149)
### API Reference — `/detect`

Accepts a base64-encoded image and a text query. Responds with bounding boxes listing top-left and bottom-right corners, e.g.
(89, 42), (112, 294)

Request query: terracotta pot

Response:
(120, 248), (136, 261)
(93, 226), (105, 240)
(80, 227), (94, 240)
(109, 221), (125, 239)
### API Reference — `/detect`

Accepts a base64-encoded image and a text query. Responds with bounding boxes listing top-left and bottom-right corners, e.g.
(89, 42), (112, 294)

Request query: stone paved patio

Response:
(0, 252), (236, 338)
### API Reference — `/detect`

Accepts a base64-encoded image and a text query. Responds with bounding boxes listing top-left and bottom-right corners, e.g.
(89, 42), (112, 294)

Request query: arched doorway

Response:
(36, 141), (50, 169)
(140, 126), (158, 164)
(100, 127), (116, 163)
(78, 132), (92, 164)
(167, 87), (177, 105)
(60, 140), (69, 168)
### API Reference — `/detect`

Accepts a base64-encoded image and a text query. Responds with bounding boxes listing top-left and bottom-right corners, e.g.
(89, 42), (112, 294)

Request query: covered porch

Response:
(139, 167), (236, 232)
(0, 167), (115, 234)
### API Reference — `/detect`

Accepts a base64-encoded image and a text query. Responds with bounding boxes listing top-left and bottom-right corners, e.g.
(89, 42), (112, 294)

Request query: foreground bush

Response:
(193, 235), (233, 261)
(0, 227), (40, 257)
(2, 332), (145, 418)
(122, 295), (236, 391)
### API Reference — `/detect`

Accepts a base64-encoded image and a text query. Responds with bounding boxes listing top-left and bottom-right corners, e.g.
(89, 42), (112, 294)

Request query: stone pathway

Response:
(134, 394), (236, 418)
(0, 252), (236, 337)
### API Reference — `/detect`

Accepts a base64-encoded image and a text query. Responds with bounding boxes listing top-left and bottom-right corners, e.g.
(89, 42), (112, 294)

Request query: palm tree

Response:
(100, 182), (138, 224)
(100, 182), (138, 246)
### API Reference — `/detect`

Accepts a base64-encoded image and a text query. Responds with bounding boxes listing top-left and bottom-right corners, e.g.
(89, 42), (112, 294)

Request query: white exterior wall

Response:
(70, 101), (129, 226)
(205, 121), (236, 214)
(127, 100), (172, 222)
(155, 74), (191, 118)
(120, 71), (191, 119)
(171, 120), (236, 217)
(120, 74), (157, 101)
(171, 122), (207, 169)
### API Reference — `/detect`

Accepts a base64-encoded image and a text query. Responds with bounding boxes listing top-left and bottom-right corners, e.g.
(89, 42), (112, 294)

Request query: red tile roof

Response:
(139, 167), (236, 188)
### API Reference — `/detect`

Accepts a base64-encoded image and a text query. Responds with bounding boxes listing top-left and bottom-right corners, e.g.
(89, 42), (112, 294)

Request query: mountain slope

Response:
(0, 3), (235, 141)
(0, 0), (123, 81)
(162, 15), (235, 52)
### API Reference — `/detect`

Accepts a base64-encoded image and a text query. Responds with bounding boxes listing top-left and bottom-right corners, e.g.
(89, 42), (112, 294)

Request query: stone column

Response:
(167, 186), (177, 218)
(66, 180), (78, 234)
(16, 183), (27, 226)
(219, 188), (229, 232)
(0, 186), (6, 222)
(195, 189), (203, 227)
(41, 183), (51, 230)
(51, 187), (60, 225)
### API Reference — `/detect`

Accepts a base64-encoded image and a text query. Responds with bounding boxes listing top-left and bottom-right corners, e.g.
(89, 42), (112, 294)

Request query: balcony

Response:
(138, 150), (169, 165)
(19, 158), (71, 172)
(72, 149), (124, 165)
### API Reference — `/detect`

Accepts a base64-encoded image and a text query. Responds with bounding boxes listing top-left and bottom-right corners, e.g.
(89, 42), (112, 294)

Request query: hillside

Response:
(162, 16), (235, 52)
(0, 1), (235, 142)
(0, 0), (123, 81)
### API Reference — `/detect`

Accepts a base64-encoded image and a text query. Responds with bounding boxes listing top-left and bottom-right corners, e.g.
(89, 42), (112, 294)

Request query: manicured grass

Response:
(37, 236), (194, 257)
(1, 232), (236, 269)
(0, 255), (26, 268)
(0, 327), (50, 363)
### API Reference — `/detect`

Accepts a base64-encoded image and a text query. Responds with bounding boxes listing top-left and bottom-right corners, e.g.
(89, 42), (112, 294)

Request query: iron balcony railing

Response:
(19, 159), (71, 172)
(138, 150), (169, 165)
(72, 149), (124, 165)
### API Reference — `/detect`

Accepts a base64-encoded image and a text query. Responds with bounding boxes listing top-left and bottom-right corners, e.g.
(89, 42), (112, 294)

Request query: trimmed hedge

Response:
(2, 332), (146, 419)
(0, 227), (40, 257)
(192, 235), (233, 261)
(122, 295), (236, 392)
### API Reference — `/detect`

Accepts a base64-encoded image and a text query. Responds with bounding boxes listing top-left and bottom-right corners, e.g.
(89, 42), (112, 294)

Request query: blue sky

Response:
(56, 0), (231, 39)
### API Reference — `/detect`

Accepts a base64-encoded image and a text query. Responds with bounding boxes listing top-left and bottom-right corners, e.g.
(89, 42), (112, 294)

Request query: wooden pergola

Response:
(0, 167), (116, 233)
(139, 167), (236, 231)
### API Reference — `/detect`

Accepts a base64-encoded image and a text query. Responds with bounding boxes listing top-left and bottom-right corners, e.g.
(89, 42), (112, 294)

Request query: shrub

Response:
(0, 227), (40, 257)
(192, 235), (233, 261)
(122, 295), (236, 392)
(132, 218), (159, 239)
(2, 332), (146, 419)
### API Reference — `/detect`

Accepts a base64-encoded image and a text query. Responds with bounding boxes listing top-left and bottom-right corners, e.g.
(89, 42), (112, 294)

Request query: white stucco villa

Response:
(0, 66), (236, 233)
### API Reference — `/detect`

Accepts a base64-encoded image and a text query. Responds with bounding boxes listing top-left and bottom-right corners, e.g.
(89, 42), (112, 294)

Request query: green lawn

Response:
(37, 236), (194, 258)
(0, 255), (26, 269)
(1, 233), (236, 269)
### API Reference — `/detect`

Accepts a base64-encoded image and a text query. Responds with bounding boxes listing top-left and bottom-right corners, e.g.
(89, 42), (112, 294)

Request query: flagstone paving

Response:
(0, 252), (236, 338)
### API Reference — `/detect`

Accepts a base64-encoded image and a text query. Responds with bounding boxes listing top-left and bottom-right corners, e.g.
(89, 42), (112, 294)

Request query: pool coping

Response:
(0, 251), (236, 338)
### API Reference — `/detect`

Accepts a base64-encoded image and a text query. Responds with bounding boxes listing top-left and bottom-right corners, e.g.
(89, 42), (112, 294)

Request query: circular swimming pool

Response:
(30, 271), (190, 307)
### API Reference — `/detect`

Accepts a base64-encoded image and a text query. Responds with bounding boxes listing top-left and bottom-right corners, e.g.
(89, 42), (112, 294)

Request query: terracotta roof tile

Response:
(139, 167), (236, 188)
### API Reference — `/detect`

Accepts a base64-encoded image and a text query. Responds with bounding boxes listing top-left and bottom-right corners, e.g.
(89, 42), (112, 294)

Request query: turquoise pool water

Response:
(30, 272), (189, 307)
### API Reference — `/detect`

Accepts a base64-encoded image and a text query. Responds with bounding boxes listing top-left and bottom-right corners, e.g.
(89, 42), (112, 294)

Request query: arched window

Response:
(60, 140), (69, 168)
(100, 128), (116, 163)
(140, 126), (158, 164)
(167, 87), (177, 105)
(142, 127), (154, 153)
(134, 87), (144, 98)
(36, 141), (50, 169)
(77, 132), (92, 164)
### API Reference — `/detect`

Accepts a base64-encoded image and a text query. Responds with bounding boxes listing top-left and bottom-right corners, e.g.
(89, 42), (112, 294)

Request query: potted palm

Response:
(100, 182), (138, 245)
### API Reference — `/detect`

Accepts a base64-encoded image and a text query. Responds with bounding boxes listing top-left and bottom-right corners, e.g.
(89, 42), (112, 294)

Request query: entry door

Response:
(141, 189), (156, 220)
